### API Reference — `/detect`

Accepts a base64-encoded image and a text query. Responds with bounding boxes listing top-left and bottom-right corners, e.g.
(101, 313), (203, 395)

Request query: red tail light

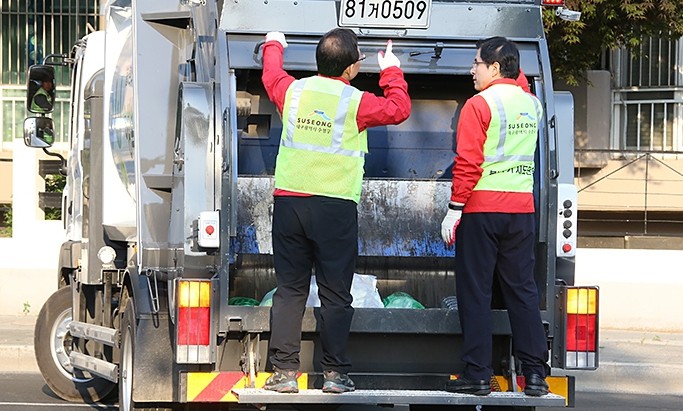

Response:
(563, 287), (599, 369)
(542, 0), (564, 6)
(178, 306), (210, 345)
(566, 313), (596, 351)
(176, 280), (213, 363)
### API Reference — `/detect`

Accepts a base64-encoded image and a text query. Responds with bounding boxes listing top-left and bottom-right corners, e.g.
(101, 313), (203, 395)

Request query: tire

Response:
(118, 291), (173, 411)
(34, 286), (116, 402)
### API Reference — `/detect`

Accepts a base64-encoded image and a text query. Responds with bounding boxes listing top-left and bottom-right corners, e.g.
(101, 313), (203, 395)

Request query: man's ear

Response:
(342, 64), (354, 79)
(491, 62), (501, 77)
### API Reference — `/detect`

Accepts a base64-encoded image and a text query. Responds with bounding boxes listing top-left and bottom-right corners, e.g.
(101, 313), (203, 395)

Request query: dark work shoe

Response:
(322, 370), (355, 393)
(264, 367), (299, 393)
(444, 376), (491, 396)
(524, 374), (549, 396)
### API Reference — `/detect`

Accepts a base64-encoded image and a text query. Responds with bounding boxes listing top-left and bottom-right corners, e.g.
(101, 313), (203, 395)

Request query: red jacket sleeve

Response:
(450, 95), (491, 204)
(356, 66), (411, 131)
(261, 41), (295, 114)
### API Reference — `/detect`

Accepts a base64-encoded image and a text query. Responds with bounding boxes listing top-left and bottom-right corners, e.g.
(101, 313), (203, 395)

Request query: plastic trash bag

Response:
(260, 288), (276, 307)
(307, 274), (384, 308)
(260, 274), (384, 308)
(229, 297), (260, 306)
(350, 274), (384, 308)
(382, 291), (425, 309)
(441, 295), (458, 310)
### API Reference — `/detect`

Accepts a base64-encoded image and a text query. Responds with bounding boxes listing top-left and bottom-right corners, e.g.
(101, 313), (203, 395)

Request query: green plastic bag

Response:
(228, 297), (260, 306)
(382, 292), (425, 309)
(260, 288), (277, 307)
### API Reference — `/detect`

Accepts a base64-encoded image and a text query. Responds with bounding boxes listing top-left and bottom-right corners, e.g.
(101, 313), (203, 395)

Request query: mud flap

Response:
(133, 315), (175, 402)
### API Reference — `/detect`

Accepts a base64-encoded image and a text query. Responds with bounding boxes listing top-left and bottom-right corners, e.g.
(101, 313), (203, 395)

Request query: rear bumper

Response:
(181, 371), (574, 407)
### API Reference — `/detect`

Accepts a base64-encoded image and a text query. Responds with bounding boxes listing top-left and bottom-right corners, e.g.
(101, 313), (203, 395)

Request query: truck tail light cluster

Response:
(563, 286), (599, 369)
(176, 280), (213, 363)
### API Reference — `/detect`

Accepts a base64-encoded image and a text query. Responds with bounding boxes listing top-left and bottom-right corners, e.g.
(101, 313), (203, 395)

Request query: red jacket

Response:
(262, 41), (411, 197)
(450, 73), (536, 213)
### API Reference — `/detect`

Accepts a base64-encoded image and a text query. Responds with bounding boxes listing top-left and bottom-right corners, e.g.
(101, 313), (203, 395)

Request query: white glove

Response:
(265, 31), (288, 48)
(440, 203), (465, 245)
(377, 40), (400, 70)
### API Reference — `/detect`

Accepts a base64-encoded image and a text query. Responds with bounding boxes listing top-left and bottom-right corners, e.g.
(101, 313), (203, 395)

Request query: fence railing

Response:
(575, 148), (683, 237)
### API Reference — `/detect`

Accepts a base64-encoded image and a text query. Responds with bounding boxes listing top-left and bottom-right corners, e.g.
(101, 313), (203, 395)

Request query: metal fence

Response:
(0, 0), (99, 149)
(612, 91), (683, 151)
(0, 0), (100, 86)
(610, 36), (683, 152)
(575, 148), (683, 237)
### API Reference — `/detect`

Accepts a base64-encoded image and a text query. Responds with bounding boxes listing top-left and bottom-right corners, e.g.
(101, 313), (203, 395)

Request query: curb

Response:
(566, 362), (683, 396)
(0, 345), (38, 373)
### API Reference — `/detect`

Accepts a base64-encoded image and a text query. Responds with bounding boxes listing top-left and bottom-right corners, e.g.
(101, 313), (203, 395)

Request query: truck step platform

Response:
(232, 388), (567, 407)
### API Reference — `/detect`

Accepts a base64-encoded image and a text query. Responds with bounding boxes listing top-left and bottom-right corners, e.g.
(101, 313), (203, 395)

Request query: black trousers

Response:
(269, 195), (356, 374)
(455, 212), (550, 380)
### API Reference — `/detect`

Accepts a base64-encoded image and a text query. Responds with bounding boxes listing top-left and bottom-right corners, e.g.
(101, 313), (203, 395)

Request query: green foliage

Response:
(44, 208), (61, 220)
(44, 173), (66, 221)
(45, 173), (66, 193)
(544, 0), (683, 85)
(0, 207), (11, 237)
(23, 301), (31, 315)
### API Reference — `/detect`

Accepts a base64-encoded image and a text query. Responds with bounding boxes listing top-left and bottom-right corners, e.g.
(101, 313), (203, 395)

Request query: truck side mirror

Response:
(27, 65), (56, 114)
(24, 116), (55, 148)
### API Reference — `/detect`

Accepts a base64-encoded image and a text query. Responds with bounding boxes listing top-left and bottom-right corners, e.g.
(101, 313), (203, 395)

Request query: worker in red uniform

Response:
(261, 28), (411, 394)
(440, 36), (550, 397)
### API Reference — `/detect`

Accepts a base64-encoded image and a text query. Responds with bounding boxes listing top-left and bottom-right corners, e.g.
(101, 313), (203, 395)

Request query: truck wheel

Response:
(34, 286), (116, 402)
(119, 292), (173, 411)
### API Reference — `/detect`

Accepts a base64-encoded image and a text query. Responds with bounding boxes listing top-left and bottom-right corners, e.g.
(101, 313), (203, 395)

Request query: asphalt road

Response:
(1, 372), (682, 411)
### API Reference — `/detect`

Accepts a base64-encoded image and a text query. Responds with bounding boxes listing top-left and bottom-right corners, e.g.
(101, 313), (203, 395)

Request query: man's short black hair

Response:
(316, 28), (360, 77)
(476, 36), (520, 79)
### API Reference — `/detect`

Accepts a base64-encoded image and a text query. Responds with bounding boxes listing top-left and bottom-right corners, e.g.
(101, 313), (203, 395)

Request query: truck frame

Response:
(24, 0), (598, 410)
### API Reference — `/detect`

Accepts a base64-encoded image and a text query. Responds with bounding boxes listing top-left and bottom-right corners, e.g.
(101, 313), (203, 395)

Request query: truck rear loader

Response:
(23, 0), (598, 409)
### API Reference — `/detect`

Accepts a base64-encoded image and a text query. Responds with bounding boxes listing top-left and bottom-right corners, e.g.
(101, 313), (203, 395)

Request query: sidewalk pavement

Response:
(1, 315), (682, 396)
(0, 315), (38, 373)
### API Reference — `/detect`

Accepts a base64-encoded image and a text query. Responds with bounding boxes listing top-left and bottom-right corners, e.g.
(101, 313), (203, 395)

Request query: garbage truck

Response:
(24, 0), (598, 409)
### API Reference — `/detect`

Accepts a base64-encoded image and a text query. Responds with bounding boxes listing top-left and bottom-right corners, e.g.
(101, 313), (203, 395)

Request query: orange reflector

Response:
(566, 288), (597, 314)
(178, 280), (211, 308)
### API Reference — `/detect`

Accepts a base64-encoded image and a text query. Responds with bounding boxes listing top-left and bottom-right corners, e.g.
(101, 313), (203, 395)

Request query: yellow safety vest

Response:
(31, 87), (52, 112)
(473, 84), (542, 193)
(274, 76), (367, 203)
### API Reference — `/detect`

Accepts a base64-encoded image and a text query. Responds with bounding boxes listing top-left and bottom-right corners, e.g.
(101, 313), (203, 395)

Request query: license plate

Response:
(339, 0), (432, 29)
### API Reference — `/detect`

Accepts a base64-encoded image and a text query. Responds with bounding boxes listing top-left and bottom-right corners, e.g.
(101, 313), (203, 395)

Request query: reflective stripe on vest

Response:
(275, 76), (367, 202)
(473, 84), (542, 193)
(31, 87), (51, 112)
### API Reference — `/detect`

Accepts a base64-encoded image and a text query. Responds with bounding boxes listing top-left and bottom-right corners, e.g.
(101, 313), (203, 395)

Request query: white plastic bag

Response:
(306, 273), (384, 308)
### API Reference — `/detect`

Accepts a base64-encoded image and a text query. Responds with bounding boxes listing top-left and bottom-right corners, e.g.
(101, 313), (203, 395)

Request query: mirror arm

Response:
(41, 147), (67, 176)
(42, 53), (72, 66)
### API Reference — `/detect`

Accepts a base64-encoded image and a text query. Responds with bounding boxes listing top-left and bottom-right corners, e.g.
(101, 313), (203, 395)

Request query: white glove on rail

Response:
(265, 31), (288, 48)
(440, 202), (465, 245)
(378, 40), (400, 70)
